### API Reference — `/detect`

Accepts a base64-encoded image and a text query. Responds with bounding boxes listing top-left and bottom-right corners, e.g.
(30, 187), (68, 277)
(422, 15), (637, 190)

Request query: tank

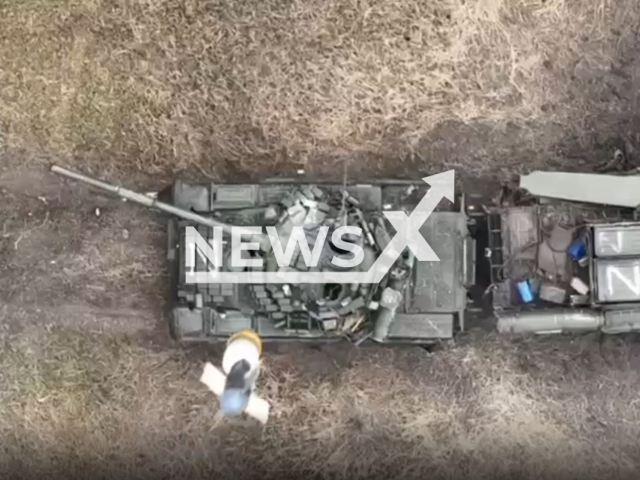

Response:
(165, 177), (474, 344)
(51, 165), (475, 344)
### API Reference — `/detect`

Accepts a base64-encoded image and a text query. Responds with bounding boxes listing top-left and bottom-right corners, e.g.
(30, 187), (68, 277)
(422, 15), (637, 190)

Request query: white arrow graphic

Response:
(361, 170), (454, 283)
(186, 170), (454, 283)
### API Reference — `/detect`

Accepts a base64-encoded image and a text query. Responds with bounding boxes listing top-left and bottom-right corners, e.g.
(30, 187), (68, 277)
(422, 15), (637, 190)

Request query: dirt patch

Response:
(0, 165), (168, 332)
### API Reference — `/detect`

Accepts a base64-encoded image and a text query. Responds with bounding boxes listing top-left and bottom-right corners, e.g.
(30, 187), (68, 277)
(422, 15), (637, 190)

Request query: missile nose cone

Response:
(220, 388), (250, 416)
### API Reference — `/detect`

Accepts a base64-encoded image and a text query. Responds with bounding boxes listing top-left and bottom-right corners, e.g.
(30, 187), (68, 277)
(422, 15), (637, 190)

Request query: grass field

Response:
(2, 0), (640, 178)
(2, 0), (640, 479)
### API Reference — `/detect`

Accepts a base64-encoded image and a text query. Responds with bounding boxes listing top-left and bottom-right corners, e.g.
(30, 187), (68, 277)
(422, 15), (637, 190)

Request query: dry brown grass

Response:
(2, 1), (640, 478)
(1, 326), (640, 480)
(1, 0), (639, 177)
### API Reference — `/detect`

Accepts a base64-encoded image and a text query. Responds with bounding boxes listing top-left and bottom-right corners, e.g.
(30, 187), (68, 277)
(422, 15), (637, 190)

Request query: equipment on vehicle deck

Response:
(490, 172), (640, 335)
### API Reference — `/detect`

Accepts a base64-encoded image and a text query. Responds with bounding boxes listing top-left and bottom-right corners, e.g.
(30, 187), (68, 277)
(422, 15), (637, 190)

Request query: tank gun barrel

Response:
(50, 165), (263, 242)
